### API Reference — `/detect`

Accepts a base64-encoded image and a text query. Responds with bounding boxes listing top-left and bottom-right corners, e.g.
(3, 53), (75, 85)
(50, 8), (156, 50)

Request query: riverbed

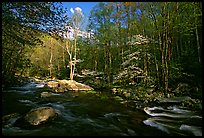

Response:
(2, 79), (202, 136)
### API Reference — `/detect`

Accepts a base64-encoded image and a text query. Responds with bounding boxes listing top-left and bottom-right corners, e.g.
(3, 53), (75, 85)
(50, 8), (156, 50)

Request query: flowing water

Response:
(2, 79), (202, 136)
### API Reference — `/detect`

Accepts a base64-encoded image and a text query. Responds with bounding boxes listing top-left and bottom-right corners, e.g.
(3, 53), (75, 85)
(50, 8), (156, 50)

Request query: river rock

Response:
(179, 124), (202, 136)
(24, 107), (58, 125)
(2, 113), (21, 128)
(155, 96), (191, 103)
(47, 81), (59, 88)
(45, 79), (94, 92)
(58, 80), (94, 91)
(40, 92), (54, 98)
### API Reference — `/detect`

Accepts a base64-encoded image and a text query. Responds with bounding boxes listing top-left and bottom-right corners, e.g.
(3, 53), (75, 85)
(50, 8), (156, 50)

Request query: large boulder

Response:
(47, 81), (59, 88)
(24, 107), (58, 125)
(44, 79), (94, 92)
(58, 80), (94, 91)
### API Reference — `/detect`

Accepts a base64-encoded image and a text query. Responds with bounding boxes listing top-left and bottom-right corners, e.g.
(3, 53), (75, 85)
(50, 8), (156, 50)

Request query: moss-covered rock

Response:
(24, 106), (58, 126)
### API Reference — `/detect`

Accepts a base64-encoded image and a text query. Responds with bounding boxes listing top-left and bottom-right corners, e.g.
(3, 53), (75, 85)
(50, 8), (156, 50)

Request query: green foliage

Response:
(2, 2), (66, 86)
(181, 98), (202, 111)
(85, 2), (202, 100)
(27, 33), (67, 78)
(100, 95), (109, 101)
(2, 2), (202, 107)
(113, 96), (124, 101)
(86, 90), (97, 94)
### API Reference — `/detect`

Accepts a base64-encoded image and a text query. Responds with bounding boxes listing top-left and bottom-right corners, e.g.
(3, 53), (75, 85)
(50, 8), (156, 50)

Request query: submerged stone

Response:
(2, 113), (21, 128)
(179, 124), (202, 136)
(24, 107), (58, 126)
(155, 96), (191, 103)
(40, 92), (54, 98)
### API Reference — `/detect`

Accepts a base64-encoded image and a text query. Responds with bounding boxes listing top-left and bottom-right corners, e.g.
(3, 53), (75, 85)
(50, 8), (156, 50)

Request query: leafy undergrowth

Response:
(109, 85), (202, 111)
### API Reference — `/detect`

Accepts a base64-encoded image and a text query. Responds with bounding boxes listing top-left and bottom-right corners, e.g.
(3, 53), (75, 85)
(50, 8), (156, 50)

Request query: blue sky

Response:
(62, 2), (99, 30)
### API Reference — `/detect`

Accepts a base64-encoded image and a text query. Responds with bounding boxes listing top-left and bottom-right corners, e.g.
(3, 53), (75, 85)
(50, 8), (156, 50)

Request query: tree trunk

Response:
(194, 4), (201, 63)
(160, 32), (165, 88)
(104, 42), (108, 81)
(195, 25), (200, 63)
(62, 45), (65, 69)
(94, 46), (97, 71)
(70, 59), (73, 80)
(72, 28), (78, 80)
(160, 3), (169, 95)
(49, 37), (53, 79)
(108, 41), (112, 85)
(176, 2), (180, 61)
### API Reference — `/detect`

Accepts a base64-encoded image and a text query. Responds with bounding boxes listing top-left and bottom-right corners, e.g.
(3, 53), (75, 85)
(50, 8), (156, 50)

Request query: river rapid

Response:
(2, 79), (202, 136)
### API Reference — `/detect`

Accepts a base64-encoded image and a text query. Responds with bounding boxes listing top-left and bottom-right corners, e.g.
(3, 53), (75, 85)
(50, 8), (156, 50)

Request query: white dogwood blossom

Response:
(74, 7), (82, 15)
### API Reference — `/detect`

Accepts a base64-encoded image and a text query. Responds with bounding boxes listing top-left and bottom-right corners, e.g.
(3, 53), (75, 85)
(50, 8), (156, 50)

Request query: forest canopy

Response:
(2, 2), (202, 100)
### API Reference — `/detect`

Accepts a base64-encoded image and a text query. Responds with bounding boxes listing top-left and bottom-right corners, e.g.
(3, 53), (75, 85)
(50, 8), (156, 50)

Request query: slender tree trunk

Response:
(72, 27), (78, 80)
(154, 48), (160, 85)
(195, 26), (200, 63)
(50, 37), (53, 79)
(176, 2), (180, 61)
(142, 28), (148, 86)
(160, 32), (165, 88)
(164, 31), (169, 95)
(194, 4), (201, 63)
(121, 46), (124, 64)
(160, 3), (167, 94)
(70, 59), (73, 80)
(143, 46), (148, 85)
(62, 45), (65, 69)
(104, 43), (108, 80)
(69, 41), (73, 80)
(164, 2), (171, 95)
(108, 41), (112, 85)
(117, 5), (122, 68)
(65, 34), (73, 80)
(94, 46), (97, 71)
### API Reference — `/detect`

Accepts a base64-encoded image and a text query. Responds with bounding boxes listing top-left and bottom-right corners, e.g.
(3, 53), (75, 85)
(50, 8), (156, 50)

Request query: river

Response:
(2, 79), (202, 136)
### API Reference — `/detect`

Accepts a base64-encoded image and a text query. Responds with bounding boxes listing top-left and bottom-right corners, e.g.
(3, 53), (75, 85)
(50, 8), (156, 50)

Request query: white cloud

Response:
(70, 8), (74, 14)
